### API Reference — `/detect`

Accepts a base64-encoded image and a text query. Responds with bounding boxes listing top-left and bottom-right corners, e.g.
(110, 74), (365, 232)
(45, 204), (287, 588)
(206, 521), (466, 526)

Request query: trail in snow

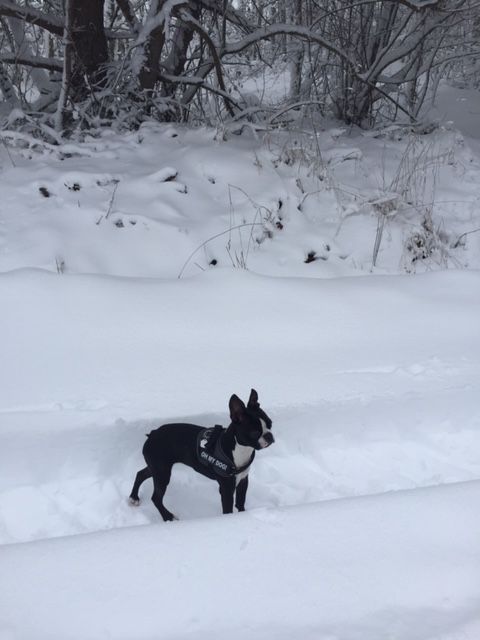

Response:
(1, 269), (479, 545)
(1, 384), (479, 544)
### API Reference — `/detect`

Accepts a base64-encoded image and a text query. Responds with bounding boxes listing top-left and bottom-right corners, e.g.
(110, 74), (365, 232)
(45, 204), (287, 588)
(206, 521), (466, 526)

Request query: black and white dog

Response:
(129, 389), (274, 521)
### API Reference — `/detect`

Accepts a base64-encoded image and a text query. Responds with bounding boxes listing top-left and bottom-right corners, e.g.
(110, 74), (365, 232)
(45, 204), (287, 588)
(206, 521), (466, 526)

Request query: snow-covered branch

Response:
(0, 0), (63, 36)
(133, 0), (187, 48)
(178, 8), (235, 116)
(362, 7), (465, 83)
(0, 53), (62, 72)
(224, 23), (357, 69)
(160, 72), (241, 110)
(115, 0), (139, 29)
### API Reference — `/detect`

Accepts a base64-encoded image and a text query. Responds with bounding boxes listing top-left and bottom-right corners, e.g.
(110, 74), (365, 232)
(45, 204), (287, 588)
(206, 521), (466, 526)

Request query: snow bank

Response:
(1, 267), (478, 429)
(1, 481), (478, 640)
(1, 121), (479, 279)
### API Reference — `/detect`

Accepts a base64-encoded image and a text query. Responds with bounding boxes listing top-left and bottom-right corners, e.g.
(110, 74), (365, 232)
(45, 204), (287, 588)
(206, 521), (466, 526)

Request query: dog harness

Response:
(196, 426), (254, 478)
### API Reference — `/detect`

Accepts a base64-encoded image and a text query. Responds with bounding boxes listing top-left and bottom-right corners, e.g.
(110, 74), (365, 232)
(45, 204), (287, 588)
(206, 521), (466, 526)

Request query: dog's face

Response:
(229, 389), (274, 450)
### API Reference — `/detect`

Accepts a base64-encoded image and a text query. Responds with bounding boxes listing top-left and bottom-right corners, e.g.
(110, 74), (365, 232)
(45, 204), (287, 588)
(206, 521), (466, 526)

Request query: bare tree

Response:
(0, 0), (478, 132)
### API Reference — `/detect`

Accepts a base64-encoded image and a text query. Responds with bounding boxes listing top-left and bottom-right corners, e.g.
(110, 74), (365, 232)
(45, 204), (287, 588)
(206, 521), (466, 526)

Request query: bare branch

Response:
(195, 0), (252, 33)
(0, 53), (62, 72)
(0, 0), (63, 36)
(224, 23), (356, 67)
(398, 0), (451, 8)
(114, 0), (138, 29)
(160, 72), (241, 111)
(178, 8), (236, 116)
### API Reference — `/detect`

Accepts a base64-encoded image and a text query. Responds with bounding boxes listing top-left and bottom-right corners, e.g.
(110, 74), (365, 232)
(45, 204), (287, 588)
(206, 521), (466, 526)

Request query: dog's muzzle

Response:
(260, 432), (275, 448)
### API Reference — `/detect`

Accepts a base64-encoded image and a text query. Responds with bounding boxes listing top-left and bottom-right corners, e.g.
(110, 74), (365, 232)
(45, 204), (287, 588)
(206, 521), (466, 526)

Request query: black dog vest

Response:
(196, 426), (254, 478)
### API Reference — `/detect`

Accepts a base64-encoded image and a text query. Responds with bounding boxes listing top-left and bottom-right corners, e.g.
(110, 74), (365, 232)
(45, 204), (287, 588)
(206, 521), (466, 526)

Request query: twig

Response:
(178, 222), (264, 278)
(105, 181), (119, 219)
(1, 137), (15, 166)
(96, 180), (120, 225)
(452, 227), (480, 249)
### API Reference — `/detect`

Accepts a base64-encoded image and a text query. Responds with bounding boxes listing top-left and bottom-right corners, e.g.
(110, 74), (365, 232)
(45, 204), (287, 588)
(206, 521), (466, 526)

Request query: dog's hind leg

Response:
(129, 467), (152, 505)
(151, 465), (177, 522)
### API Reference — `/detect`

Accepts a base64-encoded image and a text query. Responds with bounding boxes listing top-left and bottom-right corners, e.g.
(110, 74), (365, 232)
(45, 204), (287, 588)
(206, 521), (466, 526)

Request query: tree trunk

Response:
(0, 61), (18, 107)
(289, 0), (303, 100)
(138, 0), (167, 92)
(163, 3), (200, 96)
(55, 0), (73, 132)
(70, 0), (108, 96)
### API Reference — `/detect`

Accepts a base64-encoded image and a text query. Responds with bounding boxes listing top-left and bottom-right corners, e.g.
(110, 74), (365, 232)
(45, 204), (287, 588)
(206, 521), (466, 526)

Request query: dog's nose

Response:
(263, 432), (274, 446)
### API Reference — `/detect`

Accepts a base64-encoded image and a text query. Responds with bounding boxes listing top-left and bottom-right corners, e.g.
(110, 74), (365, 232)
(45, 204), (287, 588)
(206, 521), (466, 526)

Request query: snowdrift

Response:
(1, 481), (479, 640)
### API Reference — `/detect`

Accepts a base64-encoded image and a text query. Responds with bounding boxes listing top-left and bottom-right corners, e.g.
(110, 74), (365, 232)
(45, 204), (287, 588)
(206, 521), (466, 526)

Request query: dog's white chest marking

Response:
(232, 441), (252, 485)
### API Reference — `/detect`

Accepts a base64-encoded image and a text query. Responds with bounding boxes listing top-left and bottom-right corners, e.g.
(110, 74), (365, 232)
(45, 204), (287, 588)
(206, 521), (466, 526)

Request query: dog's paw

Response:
(162, 510), (179, 522)
(128, 497), (140, 506)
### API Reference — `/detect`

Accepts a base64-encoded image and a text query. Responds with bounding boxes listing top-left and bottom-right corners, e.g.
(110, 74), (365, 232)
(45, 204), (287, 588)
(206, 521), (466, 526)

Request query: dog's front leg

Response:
(235, 475), (249, 512)
(218, 478), (235, 514)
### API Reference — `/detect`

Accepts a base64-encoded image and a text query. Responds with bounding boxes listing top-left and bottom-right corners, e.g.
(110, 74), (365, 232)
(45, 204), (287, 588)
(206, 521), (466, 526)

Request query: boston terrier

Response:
(129, 389), (274, 521)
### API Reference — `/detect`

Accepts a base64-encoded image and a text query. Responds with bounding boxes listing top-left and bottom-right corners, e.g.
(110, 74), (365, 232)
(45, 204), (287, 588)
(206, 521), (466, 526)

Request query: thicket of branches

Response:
(0, 0), (478, 137)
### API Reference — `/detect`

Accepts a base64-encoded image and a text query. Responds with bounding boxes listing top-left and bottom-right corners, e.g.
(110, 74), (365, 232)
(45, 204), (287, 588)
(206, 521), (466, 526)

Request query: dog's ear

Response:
(247, 388), (260, 409)
(229, 394), (246, 423)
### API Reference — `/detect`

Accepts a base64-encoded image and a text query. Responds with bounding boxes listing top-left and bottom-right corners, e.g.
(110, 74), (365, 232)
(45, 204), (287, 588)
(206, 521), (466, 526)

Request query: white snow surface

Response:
(1, 87), (480, 639)
(2, 482), (479, 640)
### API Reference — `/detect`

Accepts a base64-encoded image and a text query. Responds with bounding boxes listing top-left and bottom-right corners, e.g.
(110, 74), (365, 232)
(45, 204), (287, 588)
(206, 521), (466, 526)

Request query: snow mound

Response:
(1, 481), (479, 640)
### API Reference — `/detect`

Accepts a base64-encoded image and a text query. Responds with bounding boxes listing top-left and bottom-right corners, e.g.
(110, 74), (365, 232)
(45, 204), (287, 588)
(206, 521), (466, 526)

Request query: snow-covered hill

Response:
(1, 99), (480, 280)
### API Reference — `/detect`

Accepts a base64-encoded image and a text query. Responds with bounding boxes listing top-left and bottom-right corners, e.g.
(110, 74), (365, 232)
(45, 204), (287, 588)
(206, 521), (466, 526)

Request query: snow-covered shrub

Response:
(403, 210), (451, 271)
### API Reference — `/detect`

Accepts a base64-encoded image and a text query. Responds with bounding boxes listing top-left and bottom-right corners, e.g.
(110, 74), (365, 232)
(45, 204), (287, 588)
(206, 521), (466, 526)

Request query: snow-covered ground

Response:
(2, 482), (479, 640)
(0, 85), (479, 639)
